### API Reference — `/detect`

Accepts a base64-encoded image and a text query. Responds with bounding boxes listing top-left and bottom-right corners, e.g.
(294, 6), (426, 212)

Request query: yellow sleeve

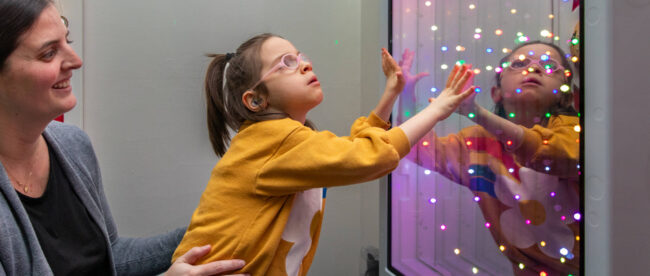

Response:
(510, 115), (580, 176)
(254, 114), (410, 196)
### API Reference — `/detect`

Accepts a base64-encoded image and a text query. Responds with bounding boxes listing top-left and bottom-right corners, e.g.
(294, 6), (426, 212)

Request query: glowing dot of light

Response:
(518, 54), (526, 60)
(511, 9), (517, 14)
(485, 222), (491, 228)
(550, 192), (556, 197)
(514, 194), (520, 200)
(509, 168), (515, 173)
(540, 241), (547, 247)
(572, 56), (579, 62)
(456, 45), (466, 52)
(440, 224), (447, 230)
(474, 33), (482, 39)
(574, 125), (581, 132)
(549, 14), (555, 19)
(543, 139), (549, 145)
(502, 62), (510, 68)
(574, 213), (582, 220)
(565, 70), (572, 77)
(576, 235), (581, 241)
(454, 248), (461, 255)
(486, 65), (493, 71)
(526, 219), (531, 224)
(540, 272), (548, 276)
(429, 198), (437, 204)
(468, 113), (476, 118)
(509, 113), (516, 118)
(545, 51), (552, 55)
(431, 87), (438, 92)
(571, 38), (579, 45)
(474, 196), (480, 202)
(528, 51), (535, 56)
(500, 245), (506, 251)
(507, 140), (513, 146)
(495, 29), (503, 36)
(541, 54), (550, 61)
(561, 215), (566, 220)
(441, 64), (449, 70)
(554, 36), (560, 41)
(518, 36), (530, 42)
(560, 84), (571, 92)
(466, 140), (473, 146)
(472, 267), (479, 274)
(552, 89), (558, 94)
(334, 40), (339, 45)
(495, 67), (503, 73)
(516, 88), (522, 94)
(519, 263), (525, 270)
(516, 32), (524, 37)
(540, 29), (551, 37)
(545, 166), (551, 171)
(441, 46), (448, 51)
(422, 141), (430, 146)
(560, 248), (569, 256)
(431, 25), (438, 31)
(468, 168), (475, 174)
(404, 111), (411, 117)
(424, 169), (431, 175)
(502, 48), (511, 53)
(473, 68), (481, 74)
(486, 48), (493, 53)
(469, 4), (476, 10)
(561, 257), (566, 263)
(546, 112), (551, 118)
(457, 59), (466, 65)
(529, 67), (536, 73)
(425, 1), (432, 7)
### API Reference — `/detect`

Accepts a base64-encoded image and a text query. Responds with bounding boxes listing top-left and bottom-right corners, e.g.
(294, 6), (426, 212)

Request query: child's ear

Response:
(242, 90), (266, 112)
(491, 86), (502, 103)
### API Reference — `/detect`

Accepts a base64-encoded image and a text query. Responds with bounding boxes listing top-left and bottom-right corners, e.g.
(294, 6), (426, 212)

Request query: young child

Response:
(397, 41), (580, 275)
(171, 33), (474, 275)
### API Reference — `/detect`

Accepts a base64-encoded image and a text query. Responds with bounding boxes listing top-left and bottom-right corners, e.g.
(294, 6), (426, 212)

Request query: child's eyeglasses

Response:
(503, 55), (565, 74)
(249, 53), (310, 91)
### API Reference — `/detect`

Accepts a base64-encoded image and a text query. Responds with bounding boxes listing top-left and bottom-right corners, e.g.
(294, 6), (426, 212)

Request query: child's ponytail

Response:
(205, 54), (233, 156)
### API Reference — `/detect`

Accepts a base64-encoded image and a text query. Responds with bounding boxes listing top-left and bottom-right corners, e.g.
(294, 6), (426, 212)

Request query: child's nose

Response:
(300, 61), (312, 73)
(528, 64), (543, 74)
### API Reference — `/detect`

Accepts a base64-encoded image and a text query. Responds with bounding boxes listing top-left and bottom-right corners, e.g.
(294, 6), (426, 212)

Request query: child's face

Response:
(258, 37), (323, 123)
(495, 44), (567, 112)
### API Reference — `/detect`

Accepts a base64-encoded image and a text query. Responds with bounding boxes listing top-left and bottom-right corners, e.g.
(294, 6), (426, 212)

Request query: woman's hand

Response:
(165, 245), (248, 276)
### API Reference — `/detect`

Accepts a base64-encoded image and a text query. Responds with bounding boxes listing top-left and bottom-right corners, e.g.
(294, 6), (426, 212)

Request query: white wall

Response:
(59, 0), (388, 275)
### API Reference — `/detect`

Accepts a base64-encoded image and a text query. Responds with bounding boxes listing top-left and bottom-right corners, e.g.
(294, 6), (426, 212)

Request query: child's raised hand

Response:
(381, 48), (406, 96)
(454, 64), (480, 117)
(427, 64), (475, 121)
(399, 49), (429, 89)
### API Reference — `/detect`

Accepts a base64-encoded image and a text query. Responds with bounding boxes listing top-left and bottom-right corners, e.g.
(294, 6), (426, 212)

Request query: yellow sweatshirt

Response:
(173, 112), (410, 275)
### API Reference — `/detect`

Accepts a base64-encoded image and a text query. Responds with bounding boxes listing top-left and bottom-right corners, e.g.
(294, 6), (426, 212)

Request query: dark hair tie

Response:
(225, 52), (235, 61)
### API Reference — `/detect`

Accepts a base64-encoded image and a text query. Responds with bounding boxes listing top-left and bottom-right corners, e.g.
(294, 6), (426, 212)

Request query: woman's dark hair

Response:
(0, 0), (53, 71)
(493, 41), (577, 125)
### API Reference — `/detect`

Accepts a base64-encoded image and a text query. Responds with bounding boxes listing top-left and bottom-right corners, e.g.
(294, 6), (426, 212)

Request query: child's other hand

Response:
(399, 48), (429, 89)
(428, 64), (475, 121)
(381, 48), (405, 95)
(454, 64), (479, 117)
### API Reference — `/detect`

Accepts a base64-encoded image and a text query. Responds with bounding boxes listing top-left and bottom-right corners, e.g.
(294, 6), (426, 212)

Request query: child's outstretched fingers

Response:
(445, 65), (462, 88)
(381, 48), (401, 77)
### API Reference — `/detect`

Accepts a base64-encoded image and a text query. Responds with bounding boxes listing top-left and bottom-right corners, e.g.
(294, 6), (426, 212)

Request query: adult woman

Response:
(0, 0), (245, 274)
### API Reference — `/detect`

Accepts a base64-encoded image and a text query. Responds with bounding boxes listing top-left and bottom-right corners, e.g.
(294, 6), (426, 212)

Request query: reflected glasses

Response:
(249, 53), (310, 91)
(504, 55), (565, 74)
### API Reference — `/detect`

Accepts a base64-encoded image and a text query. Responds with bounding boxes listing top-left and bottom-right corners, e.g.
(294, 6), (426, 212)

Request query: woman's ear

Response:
(242, 90), (266, 112)
(491, 86), (502, 103)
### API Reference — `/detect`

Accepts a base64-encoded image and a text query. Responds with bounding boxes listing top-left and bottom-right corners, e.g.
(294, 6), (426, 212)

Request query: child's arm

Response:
(457, 99), (525, 148)
(395, 49), (429, 125)
(373, 48), (406, 122)
(397, 64), (474, 147)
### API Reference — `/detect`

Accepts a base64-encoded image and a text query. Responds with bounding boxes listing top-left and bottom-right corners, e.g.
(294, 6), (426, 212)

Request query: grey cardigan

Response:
(0, 122), (184, 275)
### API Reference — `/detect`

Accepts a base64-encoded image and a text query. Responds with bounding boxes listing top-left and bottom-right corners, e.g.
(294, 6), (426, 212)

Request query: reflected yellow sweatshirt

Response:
(172, 112), (409, 276)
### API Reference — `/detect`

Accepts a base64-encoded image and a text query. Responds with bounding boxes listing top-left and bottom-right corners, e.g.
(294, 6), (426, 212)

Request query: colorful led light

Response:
(519, 263), (525, 270)
(545, 166), (550, 171)
(540, 241), (547, 247)
(560, 84), (570, 92)
(475, 28), (482, 33)
(429, 198), (437, 204)
(441, 64), (448, 70)
(502, 48), (510, 53)
(540, 29), (552, 38)
(468, 113), (476, 118)
(553, 89), (558, 94)
(485, 222), (491, 228)
(571, 38), (579, 45)
(540, 272), (547, 276)
(441, 46), (448, 52)
(431, 25), (438, 31)
(474, 33), (481, 39)
(422, 141), (429, 146)
(456, 45), (465, 51)
(508, 168), (515, 173)
(473, 68), (481, 74)
(457, 60), (466, 65)
(550, 192), (556, 197)
(486, 65), (493, 71)
(507, 140), (513, 146)
(469, 4), (476, 10)
(514, 194), (520, 200)
(543, 140), (549, 145)
(495, 29), (503, 36)
(495, 67), (503, 73)
(440, 224), (447, 230)
(424, 169), (431, 175)
(474, 196), (480, 202)
(499, 245), (506, 251)
(472, 267), (479, 274)
(546, 112), (551, 118)
(548, 14), (555, 19)
(509, 112), (515, 118)
(466, 141), (473, 146)
(430, 87), (437, 92)
(574, 213), (582, 220)
(404, 111), (411, 117)
(474, 87), (481, 93)
(468, 169), (475, 174)
(576, 235), (581, 241)
(571, 56), (579, 62)
(561, 257), (566, 263)
(560, 248), (569, 256)
(516, 88), (522, 93)
(526, 219), (531, 224)
(425, 1), (432, 7)
(574, 125), (581, 132)
(454, 248), (461, 255)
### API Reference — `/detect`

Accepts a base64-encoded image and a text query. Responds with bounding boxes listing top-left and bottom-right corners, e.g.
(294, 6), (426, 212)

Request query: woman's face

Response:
(0, 4), (82, 122)
(494, 44), (567, 113)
